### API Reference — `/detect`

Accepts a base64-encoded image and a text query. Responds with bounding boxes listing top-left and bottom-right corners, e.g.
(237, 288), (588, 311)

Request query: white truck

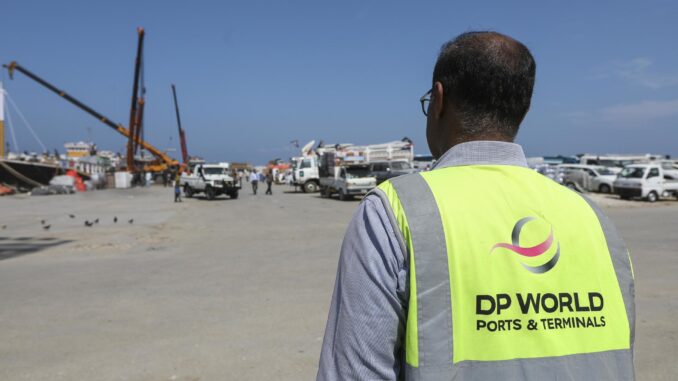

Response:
(290, 139), (414, 193)
(290, 155), (321, 193)
(318, 152), (377, 201)
(613, 164), (678, 202)
(180, 163), (241, 200)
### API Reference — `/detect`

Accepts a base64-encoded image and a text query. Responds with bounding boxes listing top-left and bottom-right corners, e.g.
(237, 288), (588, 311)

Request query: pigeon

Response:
(94, 218), (99, 224)
(43, 224), (51, 230)
(41, 220), (46, 225)
(69, 214), (75, 219)
(84, 221), (93, 227)
(113, 216), (118, 223)
(128, 219), (134, 224)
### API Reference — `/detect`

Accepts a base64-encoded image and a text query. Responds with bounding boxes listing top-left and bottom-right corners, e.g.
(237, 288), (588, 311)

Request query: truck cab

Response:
(181, 163), (241, 200)
(613, 164), (678, 202)
(320, 164), (376, 201)
(291, 156), (320, 193)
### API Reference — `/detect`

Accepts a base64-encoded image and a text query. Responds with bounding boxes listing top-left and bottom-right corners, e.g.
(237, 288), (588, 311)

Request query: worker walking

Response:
(173, 173), (182, 203)
(265, 169), (274, 195)
(317, 31), (634, 380)
(250, 169), (259, 195)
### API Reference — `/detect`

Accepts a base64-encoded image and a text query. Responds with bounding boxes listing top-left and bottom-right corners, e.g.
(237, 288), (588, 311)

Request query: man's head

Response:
(425, 31), (536, 158)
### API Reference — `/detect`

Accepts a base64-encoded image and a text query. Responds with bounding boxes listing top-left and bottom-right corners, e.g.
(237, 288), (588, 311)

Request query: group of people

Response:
(248, 169), (274, 195)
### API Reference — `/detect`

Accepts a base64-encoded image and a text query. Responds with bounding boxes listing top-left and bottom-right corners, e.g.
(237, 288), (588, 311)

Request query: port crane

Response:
(2, 28), (178, 173)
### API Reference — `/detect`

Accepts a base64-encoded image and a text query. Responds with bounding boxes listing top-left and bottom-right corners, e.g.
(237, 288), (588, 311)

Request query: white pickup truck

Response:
(613, 164), (678, 202)
(181, 163), (241, 200)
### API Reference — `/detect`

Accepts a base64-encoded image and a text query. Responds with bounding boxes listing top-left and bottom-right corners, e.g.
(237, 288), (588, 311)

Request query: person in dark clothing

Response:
(265, 169), (274, 195)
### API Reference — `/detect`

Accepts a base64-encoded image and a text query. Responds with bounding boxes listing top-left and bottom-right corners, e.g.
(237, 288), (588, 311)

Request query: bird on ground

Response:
(84, 221), (93, 227)
(94, 218), (99, 224)
(128, 219), (134, 224)
(43, 224), (51, 230)
(113, 216), (118, 223)
(69, 214), (75, 219)
(41, 220), (46, 225)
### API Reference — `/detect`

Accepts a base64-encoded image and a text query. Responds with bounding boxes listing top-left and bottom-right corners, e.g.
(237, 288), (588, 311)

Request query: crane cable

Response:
(2, 90), (20, 152)
(4, 89), (47, 153)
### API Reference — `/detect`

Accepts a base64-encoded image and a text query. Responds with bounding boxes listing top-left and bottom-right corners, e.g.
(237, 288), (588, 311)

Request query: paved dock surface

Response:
(0, 186), (676, 380)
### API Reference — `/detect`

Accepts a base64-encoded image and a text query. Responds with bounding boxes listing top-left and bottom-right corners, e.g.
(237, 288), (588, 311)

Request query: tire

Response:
(183, 184), (194, 198)
(205, 185), (216, 200)
(228, 190), (239, 199)
(647, 191), (658, 203)
(598, 184), (611, 194)
(304, 181), (318, 193)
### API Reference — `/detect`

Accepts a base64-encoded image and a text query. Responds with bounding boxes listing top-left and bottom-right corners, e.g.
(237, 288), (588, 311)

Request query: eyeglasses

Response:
(419, 88), (432, 116)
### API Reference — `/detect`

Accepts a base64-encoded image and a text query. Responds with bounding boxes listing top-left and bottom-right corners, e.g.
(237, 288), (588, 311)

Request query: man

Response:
(265, 169), (274, 195)
(250, 169), (259, 195)
(317, 32), (634, 380)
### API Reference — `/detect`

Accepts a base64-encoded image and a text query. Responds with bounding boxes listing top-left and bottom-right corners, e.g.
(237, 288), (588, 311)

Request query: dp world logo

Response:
(490, 217), (560, 274)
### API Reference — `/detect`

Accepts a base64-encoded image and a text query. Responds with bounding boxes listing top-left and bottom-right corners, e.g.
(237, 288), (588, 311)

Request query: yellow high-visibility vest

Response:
(373, 165), (635, 380)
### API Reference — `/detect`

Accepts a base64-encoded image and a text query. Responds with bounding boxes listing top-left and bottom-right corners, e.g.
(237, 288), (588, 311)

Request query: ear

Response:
(432, 81), (445, 119)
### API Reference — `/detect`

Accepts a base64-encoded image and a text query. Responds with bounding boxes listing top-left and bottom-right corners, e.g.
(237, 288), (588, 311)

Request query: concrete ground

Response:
(0, 185), (676, 380)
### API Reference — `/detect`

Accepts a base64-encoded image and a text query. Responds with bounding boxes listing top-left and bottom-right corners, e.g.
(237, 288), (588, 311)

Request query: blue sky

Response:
(1, 0), (677, 164)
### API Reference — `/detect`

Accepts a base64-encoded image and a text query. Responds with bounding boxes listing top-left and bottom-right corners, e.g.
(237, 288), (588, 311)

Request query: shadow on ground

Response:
(0, 237), (73, 261)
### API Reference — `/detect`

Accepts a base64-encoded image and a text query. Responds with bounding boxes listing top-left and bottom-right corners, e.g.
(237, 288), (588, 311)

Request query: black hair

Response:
(432, 31), (536, 138)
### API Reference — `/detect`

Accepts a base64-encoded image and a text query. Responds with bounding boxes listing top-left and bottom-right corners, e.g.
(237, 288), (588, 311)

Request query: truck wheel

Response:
(205, 185), (216, 200)
(598, 184), (611, 194)
(228, 190), (239, 199)
(304, 181), (318, 193)
(184, 185), (193, 198)
(647, 191), (658, 203)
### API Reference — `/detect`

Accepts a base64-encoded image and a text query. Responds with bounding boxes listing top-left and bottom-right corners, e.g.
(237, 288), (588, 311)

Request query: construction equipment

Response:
(171, 84), (189, 165)
(2, 30), (178, 173)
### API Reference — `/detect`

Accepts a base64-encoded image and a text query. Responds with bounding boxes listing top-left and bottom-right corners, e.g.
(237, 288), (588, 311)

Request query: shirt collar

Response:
(432, 140), (528, 169)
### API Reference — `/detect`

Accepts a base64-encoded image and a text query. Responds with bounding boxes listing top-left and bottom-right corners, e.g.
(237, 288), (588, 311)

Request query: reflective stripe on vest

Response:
(374, 166), (635, 380)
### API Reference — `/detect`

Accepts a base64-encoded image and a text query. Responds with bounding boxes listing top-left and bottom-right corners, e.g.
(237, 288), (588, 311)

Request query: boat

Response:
(0, 82), (64, 190)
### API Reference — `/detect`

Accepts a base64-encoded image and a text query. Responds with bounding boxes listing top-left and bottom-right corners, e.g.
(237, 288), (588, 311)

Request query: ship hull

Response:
(0, 159), (63, 189)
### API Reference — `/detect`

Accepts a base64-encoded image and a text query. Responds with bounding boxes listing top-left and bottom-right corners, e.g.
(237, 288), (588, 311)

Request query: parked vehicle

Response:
(656, 160), (678, 180)
(319, 153), (377, 201)
(180, 163), (240, 200)
(613, 164), (678, 202)
(290, 155), (320, 193)
(412, 154), (435, 171)
(368, 161), (416, 184)
(557, 164), (617, 193)
(290, 139), (414, 193)
(578, 154), (664, 173)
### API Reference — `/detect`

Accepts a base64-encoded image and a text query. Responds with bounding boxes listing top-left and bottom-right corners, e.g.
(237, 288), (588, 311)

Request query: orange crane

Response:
(2, 29), (178, 173)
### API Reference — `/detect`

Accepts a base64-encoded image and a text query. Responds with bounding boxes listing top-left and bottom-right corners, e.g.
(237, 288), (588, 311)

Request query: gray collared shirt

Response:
(316, 141), (528, 381)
